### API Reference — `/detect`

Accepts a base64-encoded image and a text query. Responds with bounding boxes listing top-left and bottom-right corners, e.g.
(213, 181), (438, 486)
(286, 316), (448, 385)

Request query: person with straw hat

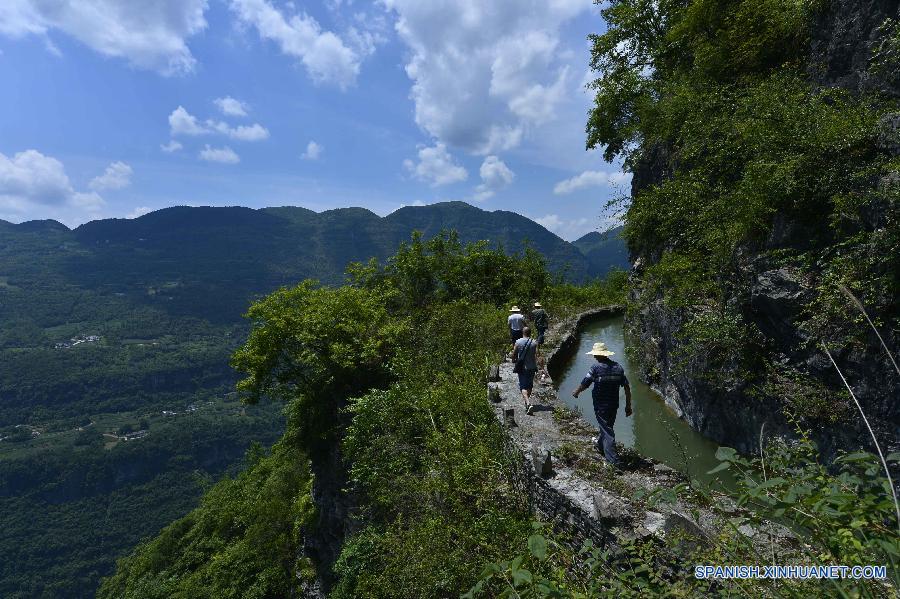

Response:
(572, 342), (632, 469)
(507, 305), (525, 347)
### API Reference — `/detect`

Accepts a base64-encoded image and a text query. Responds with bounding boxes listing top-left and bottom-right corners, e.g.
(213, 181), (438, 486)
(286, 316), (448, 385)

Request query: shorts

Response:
(510, 329), (523, 342)
(518, 368), (536, 391)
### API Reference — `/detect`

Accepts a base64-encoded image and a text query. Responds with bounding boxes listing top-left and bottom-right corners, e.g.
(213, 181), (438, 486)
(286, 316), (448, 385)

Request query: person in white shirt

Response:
(507, 306), (526, 351)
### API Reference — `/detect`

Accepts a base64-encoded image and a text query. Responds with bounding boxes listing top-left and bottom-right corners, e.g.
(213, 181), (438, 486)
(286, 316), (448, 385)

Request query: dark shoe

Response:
(526, 403), (534, 415)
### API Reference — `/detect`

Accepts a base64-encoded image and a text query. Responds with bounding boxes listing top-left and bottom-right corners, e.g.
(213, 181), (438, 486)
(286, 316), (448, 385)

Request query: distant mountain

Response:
(2, 203), (629, 325)
(385, 201), (593, 279)
(72, 201), (590, 282)
(572, 226), (630, 277)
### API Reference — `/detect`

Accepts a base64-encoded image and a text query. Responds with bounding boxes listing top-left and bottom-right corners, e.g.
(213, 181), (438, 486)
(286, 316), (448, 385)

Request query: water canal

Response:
(553, 314), (728, 486)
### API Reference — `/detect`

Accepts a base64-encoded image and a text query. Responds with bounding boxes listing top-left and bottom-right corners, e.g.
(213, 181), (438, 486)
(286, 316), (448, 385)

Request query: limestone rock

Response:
(531, 446), (553, 477)
(487, 364), (501, 382)
(641, 511), (667, 537)
(592, 490), (629, 521)
(750, 267), (810, 322)
(876, 113), (900, 155)
(662, 511), (706, 540)
(488, 385), (501, 403)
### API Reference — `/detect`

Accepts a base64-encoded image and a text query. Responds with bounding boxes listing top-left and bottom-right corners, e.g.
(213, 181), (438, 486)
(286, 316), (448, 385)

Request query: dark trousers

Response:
(593, 403), (619, 466)
(536, 326), (546, 344)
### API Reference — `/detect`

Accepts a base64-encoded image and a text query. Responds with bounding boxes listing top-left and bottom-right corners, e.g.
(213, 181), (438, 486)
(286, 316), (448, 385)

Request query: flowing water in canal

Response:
(554, 314), (728, 486)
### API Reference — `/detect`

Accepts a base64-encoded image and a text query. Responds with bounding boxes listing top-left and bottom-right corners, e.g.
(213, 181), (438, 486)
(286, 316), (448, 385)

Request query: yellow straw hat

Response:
(533, 302), (542, 308)
(509, 306), (521, 312)
(586, 342), (615, 357)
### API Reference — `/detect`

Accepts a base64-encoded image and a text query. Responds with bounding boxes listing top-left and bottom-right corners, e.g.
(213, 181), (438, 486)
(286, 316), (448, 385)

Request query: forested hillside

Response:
(0, 202), (625, 597)
(572, 227), (628, 280)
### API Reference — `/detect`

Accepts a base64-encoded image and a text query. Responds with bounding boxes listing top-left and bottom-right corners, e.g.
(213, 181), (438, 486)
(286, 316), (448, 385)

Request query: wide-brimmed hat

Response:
(586, 342), (615, 357)
(509, 306), (521, 312)
(533, 302), (542, 308)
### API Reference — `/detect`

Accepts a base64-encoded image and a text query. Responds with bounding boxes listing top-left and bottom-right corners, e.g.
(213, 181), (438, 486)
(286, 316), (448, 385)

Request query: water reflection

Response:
(554, 314), (729, 486)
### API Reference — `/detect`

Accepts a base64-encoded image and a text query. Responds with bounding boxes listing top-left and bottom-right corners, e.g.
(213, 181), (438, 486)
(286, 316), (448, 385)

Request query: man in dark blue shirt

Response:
(572, 342), (632, 468)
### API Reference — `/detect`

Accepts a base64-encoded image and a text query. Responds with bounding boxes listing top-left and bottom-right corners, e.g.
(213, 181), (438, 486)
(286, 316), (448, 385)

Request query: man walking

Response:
(572, 342), (632, 468)
(513, 326), (539, 415)
(507, 306), (525, 347)
(531, 302), (548, 345)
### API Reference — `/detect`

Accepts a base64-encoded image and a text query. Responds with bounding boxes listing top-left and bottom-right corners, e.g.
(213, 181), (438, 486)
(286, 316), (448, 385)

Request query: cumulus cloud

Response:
(403, 143), (467, 187)
(534, 213), (563, 232)
(301, 141), (322, 160)
(0, 0), (208, 75)
(127, 206), (151, 218)
(382, 0), (588, 154)
(169, 106), (207, 136)
(553, 170), (631, 195)
(230, 0), (371, 89)
(214, 96), (249, 117)
(207, 120), (270, 141)
(168, 106), (269, 141)
(534, 213), (593, 241)
(89, 161), (132, 191)
(160, 140), (183, 153)
(0, 149), (104, 222)
(473, 155), (514, 201)
(199, 145), (240, 164)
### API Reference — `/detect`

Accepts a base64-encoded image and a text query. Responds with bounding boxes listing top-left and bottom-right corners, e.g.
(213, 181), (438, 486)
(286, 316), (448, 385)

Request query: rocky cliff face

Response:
(627, 1), (900, 458)
(302, 442), (356, 596)
(809, 0), (900, 96)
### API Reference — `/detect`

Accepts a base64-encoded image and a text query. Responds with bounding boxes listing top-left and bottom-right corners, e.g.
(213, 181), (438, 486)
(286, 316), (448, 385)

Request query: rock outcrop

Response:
(627, 0), (900, 459)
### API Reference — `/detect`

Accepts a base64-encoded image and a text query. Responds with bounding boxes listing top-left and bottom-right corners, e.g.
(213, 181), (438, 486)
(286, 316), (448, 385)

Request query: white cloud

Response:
(0, 149), (104, 222)
(127, 206), (151, 218)
(160, 140), (183, 153)
(214, 96), (249, 117)
(382, 0), (588, 155)
(473, 155), (514, 201)
(533, 213), (593, 241)
(207, 120), (270, 141)
(169, 106), (269, 141)
(403, 143), (467, 187)
(169, 106), (207, 136)
(301, 140), (322, 160)
(534, 213), (563, 231)
(480, 155), (514, 187)
(89, 161), (132, 191)
(0, 0), (208, 75)
(553, 170), (631, 195)
(230, 0), (368, 89)
(199, 145), (240, 164)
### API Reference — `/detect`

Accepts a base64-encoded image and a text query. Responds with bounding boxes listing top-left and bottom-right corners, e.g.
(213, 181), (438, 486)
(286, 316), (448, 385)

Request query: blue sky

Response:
(0, 0), (627, 240)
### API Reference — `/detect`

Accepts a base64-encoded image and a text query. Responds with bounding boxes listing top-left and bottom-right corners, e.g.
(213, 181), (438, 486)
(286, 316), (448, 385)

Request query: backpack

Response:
(513, 339), (532, 374)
